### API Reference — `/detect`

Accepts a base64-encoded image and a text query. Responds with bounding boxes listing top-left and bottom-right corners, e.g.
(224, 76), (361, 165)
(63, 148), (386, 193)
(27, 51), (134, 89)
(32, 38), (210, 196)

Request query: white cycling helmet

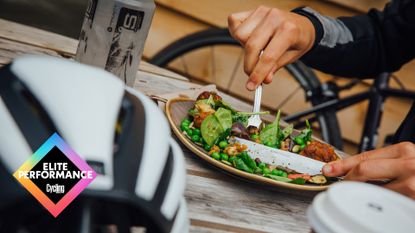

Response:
(0, 55), (188, 233)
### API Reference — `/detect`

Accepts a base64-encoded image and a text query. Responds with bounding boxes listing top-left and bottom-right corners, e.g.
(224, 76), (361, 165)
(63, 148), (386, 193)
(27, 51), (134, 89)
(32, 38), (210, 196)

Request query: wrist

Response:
(291, 7), (324, 51)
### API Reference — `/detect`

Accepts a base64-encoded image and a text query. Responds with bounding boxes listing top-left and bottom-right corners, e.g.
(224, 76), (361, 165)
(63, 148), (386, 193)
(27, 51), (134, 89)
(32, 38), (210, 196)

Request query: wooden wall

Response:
(143, 0), (413, 154)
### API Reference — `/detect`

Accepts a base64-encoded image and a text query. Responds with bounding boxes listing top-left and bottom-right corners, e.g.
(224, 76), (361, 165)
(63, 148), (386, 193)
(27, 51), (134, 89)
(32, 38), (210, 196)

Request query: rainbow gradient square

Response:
(13, 133), (97, 217)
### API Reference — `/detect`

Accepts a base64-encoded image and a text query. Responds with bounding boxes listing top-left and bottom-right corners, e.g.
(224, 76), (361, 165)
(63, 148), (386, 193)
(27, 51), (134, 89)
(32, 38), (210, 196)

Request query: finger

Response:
(343, 158), (404, 182)
(383, 177), (415, 200)
(263, 50), (301, 84)
(263, 65), (278, 84)
(228, 10), (254, 37)
(323, 143), (407, 177)
(246, 30), (291, 90)
(243, 10), (279, 75)
(232, 6), (271, 44)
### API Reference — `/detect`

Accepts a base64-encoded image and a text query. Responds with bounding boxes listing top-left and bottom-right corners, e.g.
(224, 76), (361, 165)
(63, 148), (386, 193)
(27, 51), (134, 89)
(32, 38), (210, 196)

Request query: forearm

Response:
(294, 1), (415, 78)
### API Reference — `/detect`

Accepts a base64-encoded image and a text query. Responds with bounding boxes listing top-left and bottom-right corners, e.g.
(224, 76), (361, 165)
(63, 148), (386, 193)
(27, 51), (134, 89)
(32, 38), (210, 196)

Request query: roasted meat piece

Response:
(193, 112), (212, 128)
(300, 141), (338, 162)
(197, 91), (222, 101)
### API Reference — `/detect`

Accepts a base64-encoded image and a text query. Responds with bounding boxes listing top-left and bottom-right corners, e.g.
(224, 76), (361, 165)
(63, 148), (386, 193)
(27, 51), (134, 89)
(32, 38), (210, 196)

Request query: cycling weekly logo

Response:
(13, 133), (97, 217)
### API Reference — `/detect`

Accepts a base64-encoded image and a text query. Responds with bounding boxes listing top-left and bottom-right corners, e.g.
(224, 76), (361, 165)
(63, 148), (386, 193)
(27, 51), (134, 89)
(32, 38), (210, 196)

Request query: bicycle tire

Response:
(149, 28), (343, 149)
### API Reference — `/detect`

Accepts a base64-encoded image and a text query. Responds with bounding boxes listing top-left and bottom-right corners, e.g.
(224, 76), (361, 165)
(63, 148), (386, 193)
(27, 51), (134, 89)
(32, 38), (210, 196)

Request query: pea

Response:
(181, 124), (189, 132)
(193, 128), (201, 136)
(218, 140), (228, 149)
(211, 152), (220, 160)
(281, 171), (288, 178)
(294, 137), (304, 145)
(220, 153), (229, 161)
(251, 134), (259, 140)
(204, 144), (211, 152)
(181, 119), (190, 128)
(191, 135), (200, 143)
(264, 141), (274, 147)
(258, 162), (266, 170)
(262, 167), (271, 175)
(186, 129), (193, 136)
(271, 169), (280, 176)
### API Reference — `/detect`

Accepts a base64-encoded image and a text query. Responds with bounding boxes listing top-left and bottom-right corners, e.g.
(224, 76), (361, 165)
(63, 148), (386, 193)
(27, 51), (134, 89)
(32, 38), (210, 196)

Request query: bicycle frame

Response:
(283, 73), (415, 153)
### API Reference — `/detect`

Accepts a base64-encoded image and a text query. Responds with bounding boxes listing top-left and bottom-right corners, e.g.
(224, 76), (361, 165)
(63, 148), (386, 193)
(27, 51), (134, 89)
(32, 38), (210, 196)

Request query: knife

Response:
(232, 137), (326, 175)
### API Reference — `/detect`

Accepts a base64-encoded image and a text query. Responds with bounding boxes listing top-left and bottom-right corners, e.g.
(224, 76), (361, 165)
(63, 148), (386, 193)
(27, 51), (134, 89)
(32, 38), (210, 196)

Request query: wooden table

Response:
(0, 18), (317, 233)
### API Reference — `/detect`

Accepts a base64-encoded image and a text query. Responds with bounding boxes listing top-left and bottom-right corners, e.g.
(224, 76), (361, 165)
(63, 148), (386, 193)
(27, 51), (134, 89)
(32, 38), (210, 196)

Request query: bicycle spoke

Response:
(275, 85), (302, 110)
(226, 49), (244, 93)
(391, 74), (406, 90)
(211, 46), (216, 83)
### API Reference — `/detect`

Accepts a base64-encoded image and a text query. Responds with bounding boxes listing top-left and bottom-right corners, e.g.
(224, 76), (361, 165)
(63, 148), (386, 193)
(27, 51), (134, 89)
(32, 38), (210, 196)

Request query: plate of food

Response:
(165, 91), (341, 191)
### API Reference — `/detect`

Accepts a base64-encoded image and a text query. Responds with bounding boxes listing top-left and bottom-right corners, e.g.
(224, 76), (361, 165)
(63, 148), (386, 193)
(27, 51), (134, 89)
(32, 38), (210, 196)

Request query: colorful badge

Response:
(14, 133), (97, 217)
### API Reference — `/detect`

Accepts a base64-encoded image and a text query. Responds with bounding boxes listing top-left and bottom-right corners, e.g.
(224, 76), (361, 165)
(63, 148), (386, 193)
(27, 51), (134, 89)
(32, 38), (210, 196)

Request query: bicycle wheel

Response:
(149, 28), (343, 149)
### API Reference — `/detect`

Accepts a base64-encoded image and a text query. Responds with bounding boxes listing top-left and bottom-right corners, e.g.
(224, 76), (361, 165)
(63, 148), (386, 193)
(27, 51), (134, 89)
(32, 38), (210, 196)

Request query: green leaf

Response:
(238, 151), (257, 170)
(188, 108), (199, 117)
(290, 178), (306, 185)
(216, 99), (237, 113)
(196, 95), (215, 108)
(304, 119), (312, 142)
(259, 110), (281, 146)
(280, 124), (293, 140)
(214, 107), (233, 130)
(264, 174), (292, 182)
(206, 95), (215, 107)
(293, 119), (313, 144)
(233, 157), (253, 173)
(201, 115), (224, 146)
(232, 114), (248, 127)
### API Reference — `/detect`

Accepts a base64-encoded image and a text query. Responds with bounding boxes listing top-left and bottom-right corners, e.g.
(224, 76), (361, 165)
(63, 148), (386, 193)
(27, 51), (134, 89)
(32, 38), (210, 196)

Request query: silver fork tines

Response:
(247, 84), (263, 128)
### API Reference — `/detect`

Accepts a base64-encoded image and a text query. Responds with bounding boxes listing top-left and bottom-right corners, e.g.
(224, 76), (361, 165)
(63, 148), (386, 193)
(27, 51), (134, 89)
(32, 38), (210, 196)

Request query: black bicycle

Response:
(149, 28), (415, 152)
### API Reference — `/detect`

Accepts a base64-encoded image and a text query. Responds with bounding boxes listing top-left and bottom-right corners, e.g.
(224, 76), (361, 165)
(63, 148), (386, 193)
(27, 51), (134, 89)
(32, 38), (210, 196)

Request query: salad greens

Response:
(214, 107), (233, 131)
(259, 110), (281, 147)
(180, 91), (335, 186)
(280, 123), (293, 140)
(292, 120), (312, 149)
(201, 115), (224, 146)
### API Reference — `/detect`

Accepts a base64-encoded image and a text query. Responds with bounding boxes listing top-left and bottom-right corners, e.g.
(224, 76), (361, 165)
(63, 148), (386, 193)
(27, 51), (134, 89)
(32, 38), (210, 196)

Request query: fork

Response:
(247, 84), (263, 128)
